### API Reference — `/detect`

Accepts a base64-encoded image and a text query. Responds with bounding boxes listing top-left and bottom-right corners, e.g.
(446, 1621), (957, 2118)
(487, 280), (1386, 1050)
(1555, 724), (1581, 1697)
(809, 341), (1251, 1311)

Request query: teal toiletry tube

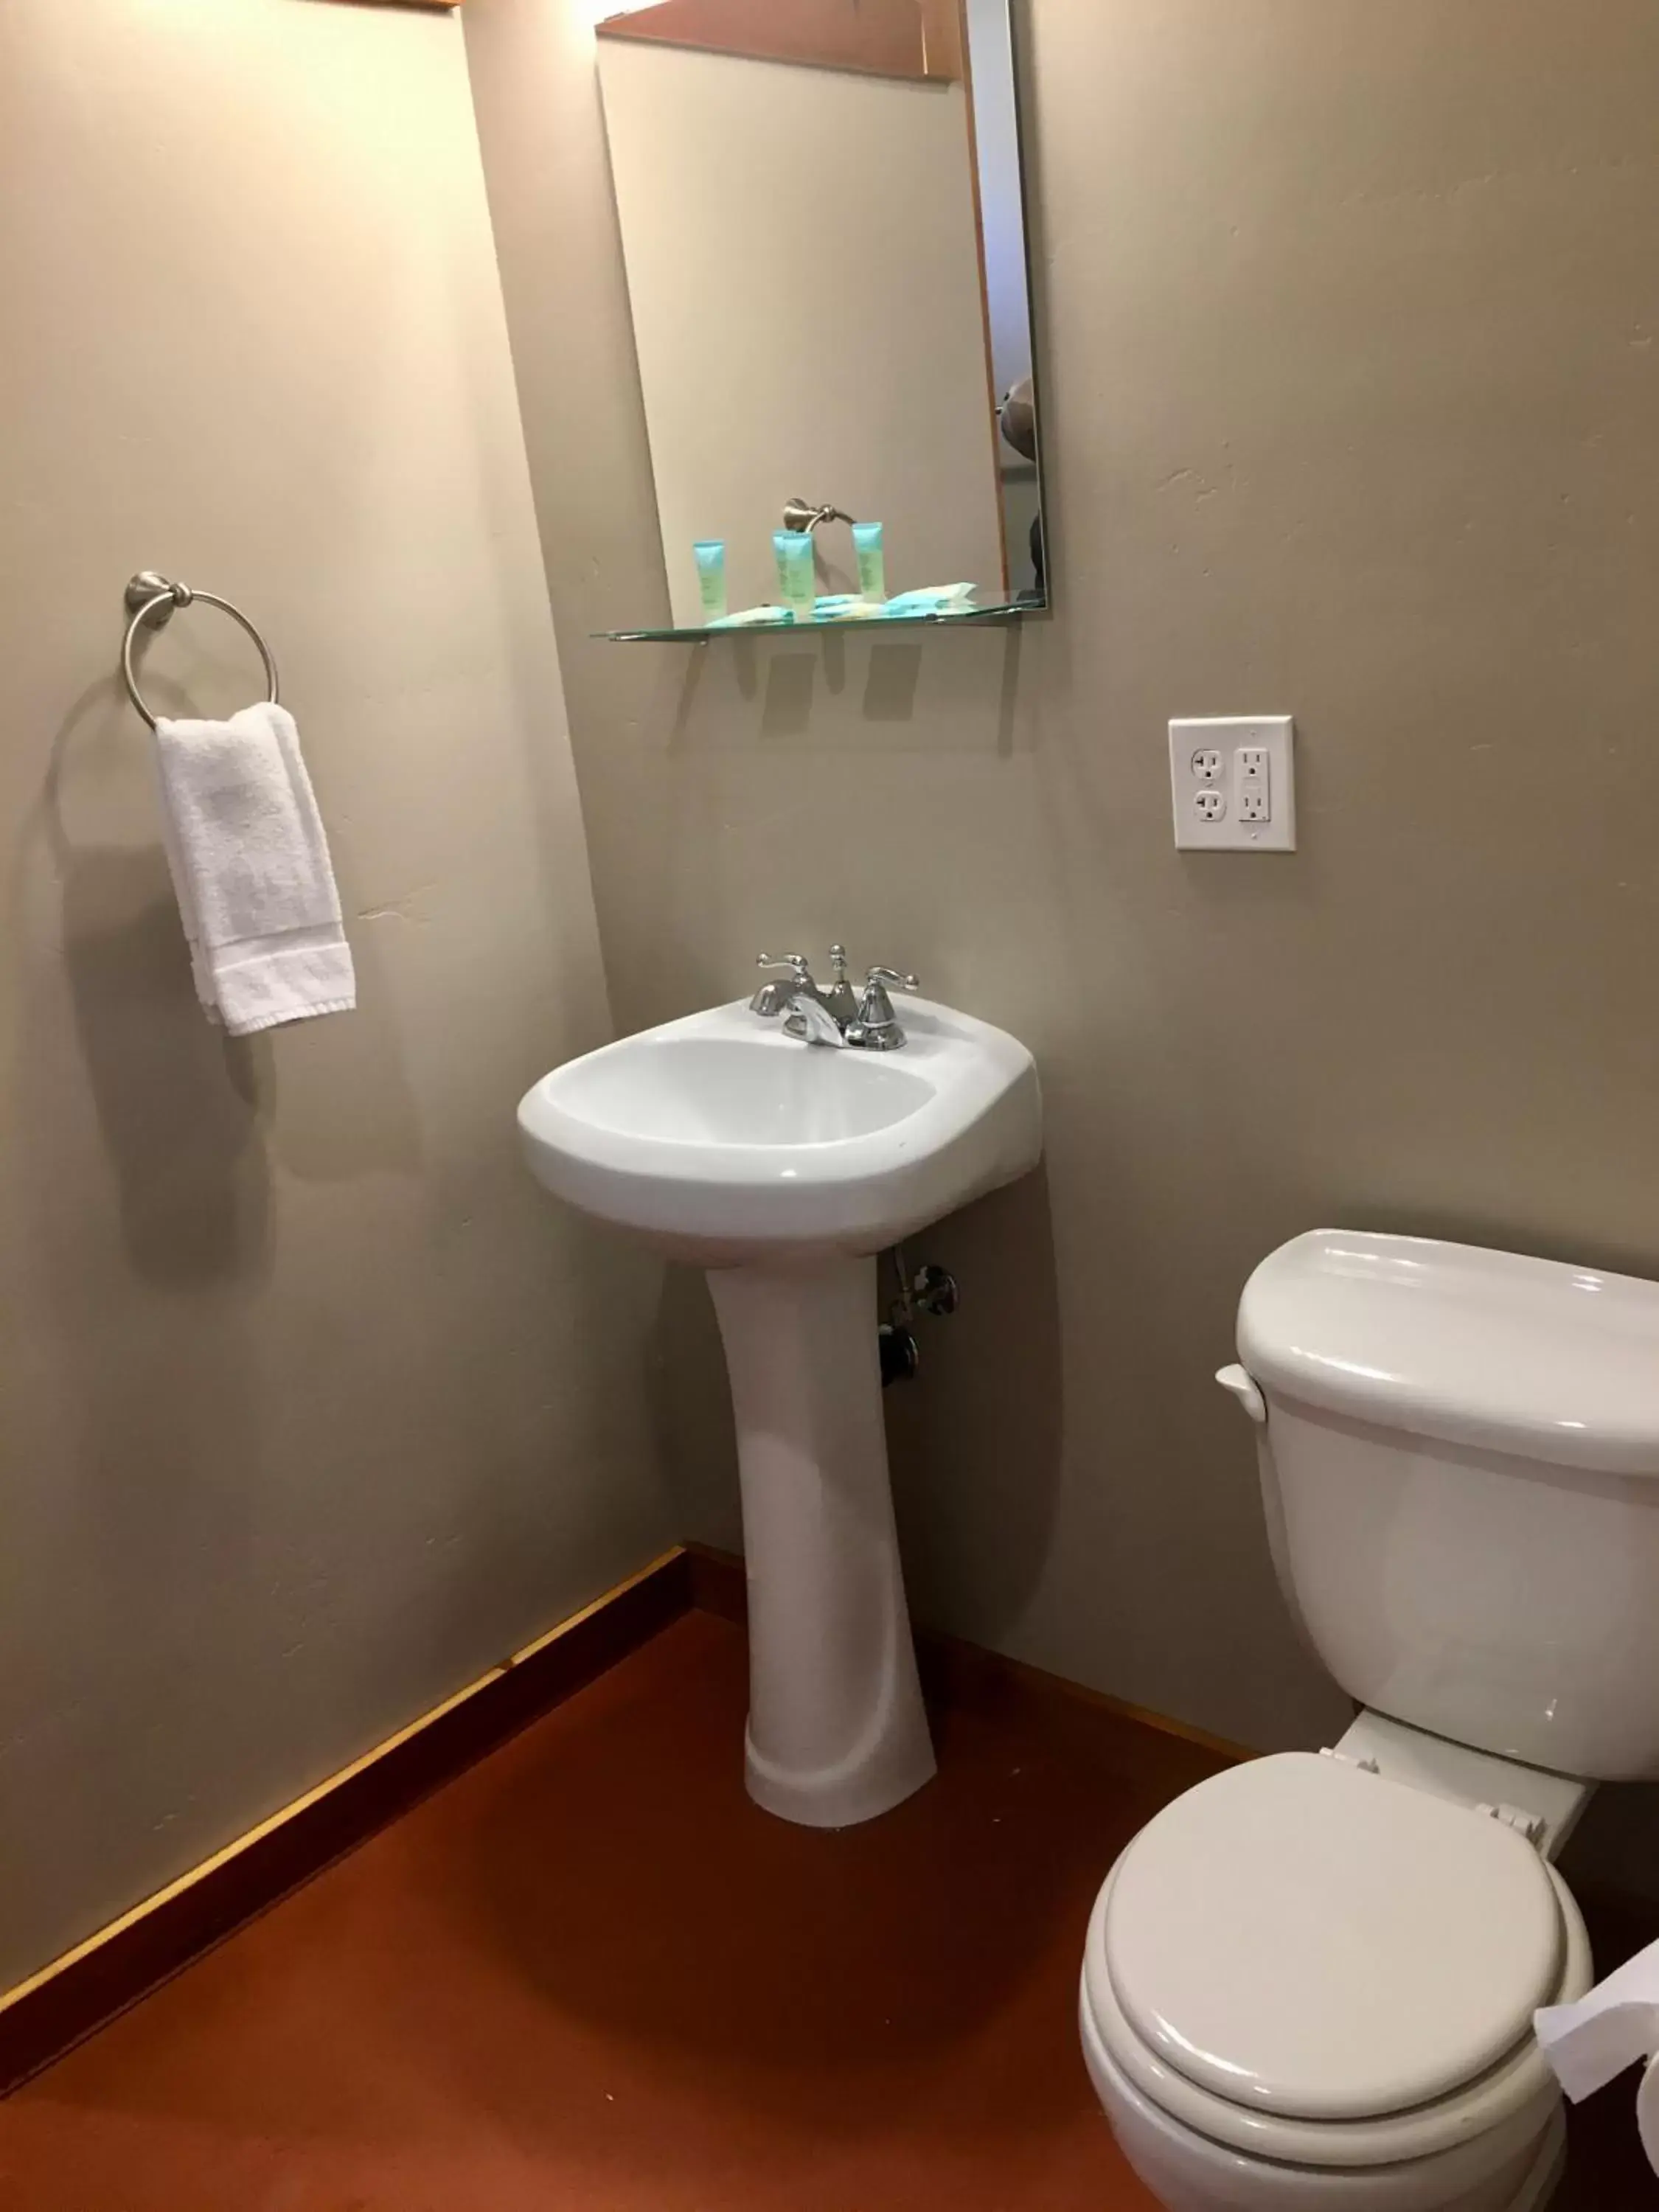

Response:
(773, 530), (815, 625)
(693, 540), (728, 622)
(852, 521), (886, 603)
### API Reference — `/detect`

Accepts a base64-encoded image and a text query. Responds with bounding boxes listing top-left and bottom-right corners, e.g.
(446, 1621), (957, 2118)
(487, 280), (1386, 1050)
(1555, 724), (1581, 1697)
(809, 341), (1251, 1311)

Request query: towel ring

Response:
(121, 571), (280, 731)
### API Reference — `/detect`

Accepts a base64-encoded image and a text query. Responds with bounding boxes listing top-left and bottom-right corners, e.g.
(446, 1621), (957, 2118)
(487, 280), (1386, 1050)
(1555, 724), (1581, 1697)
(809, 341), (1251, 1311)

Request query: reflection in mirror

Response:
(593, 0), (1046, 637)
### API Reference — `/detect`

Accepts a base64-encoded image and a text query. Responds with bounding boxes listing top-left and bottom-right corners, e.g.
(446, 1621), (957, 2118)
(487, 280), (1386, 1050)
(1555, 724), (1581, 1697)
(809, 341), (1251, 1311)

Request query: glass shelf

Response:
(595, 598), (1039, 643)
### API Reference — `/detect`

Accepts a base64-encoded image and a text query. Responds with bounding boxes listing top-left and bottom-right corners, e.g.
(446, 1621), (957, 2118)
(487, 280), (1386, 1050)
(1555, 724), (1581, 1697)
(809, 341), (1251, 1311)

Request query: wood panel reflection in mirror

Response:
(597, 0), (959, 83)
(594, 0), (1046, 633)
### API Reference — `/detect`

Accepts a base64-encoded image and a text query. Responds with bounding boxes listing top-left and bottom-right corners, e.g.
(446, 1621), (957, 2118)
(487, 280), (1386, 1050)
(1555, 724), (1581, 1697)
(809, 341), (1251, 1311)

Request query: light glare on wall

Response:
(593, 1), (660, 18)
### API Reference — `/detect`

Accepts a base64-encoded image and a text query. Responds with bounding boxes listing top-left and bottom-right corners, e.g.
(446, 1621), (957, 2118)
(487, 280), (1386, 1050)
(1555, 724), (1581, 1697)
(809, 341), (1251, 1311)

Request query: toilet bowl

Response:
(1081, 1230), (1659, 2211)
(1079, 1750), (1591, 2210)
(1087, 2025), (1567, 2212)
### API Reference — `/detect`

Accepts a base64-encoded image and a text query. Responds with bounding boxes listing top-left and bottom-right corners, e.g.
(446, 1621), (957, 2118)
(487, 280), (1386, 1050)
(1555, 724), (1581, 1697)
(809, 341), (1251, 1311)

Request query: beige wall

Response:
(597, 38), (1006, 624)
(469, 0), (1659, 1758)
(0, 0), (674, 1992)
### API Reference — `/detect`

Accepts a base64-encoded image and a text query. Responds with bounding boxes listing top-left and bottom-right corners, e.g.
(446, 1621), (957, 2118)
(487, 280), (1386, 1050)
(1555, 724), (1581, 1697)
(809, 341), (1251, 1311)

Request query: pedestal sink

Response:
(518, 995), (1042, 1826)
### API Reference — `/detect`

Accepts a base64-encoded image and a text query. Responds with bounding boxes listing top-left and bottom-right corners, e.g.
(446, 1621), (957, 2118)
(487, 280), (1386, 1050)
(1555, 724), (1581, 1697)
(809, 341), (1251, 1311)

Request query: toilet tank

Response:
(1236, 1231), (1659, 1781)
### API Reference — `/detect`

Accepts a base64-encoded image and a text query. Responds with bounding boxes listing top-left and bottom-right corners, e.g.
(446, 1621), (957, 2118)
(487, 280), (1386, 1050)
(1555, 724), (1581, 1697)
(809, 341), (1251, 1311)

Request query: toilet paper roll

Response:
(1537, 1938), (1659, 2103)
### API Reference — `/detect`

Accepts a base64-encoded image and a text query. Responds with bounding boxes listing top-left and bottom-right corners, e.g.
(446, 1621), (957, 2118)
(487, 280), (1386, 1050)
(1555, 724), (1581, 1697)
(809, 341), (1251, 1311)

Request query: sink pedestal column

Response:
(706, 1253), (936, 1827)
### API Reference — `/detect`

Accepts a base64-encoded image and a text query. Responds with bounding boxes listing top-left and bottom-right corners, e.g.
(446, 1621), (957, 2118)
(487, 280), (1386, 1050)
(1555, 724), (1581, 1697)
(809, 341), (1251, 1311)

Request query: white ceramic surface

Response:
(706, 1255), (936, 1826)
(518, 994), (1043, 1825)
(1236, 1231), (1659, 1778)
(1102, 1755), (1564, 2122)
(1077, 1225), (1652, 2209)
(1239, 1230), (1659, 1475)
(1084, 1851), (1587, 2168)
(518, 995), (1042, 1268)
(1080, 1812), (1589, 2208)
(1082, 2003), (1568, 2212)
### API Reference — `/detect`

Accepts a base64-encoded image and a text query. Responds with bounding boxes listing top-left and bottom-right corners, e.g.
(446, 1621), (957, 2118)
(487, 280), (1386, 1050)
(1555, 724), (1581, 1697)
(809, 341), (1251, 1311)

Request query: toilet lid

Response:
(1104, 1753), (1565, 2122)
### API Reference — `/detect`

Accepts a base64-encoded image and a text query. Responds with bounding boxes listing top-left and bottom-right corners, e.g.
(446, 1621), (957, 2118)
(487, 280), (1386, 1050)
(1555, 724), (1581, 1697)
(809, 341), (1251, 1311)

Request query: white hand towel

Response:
(153, 703), (356, 1036)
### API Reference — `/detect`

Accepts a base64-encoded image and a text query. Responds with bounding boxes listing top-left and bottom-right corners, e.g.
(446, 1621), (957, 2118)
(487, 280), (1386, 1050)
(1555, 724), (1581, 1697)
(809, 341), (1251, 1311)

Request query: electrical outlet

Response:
(1169, 717), (1296, 850)
(1237, 748), (1271, 823)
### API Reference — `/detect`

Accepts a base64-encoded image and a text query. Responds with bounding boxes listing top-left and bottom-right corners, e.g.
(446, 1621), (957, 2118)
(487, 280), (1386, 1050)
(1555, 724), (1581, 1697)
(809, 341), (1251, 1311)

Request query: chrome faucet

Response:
(849, 967), (920, 1052)
(750, 953), (818, 1020)
(821, 945), (860, 1029)
(750, 949), (919, 1049)
(787, 991), (851, 1048)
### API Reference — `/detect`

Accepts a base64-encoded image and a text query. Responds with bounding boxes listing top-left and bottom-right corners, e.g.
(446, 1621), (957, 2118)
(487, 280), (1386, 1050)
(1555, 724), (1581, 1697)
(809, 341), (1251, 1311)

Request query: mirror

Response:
(593, 0), (1046, 638)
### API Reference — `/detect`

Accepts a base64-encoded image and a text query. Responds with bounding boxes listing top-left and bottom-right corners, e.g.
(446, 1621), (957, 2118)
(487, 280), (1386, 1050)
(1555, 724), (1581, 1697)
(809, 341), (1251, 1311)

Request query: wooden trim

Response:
(0, 1548), (692, 2096)
(918, 1627), (1257, 1765)
(682, 1543), (1254, 1764)
(917, 0), (964, 83)
(597, 0), (961, 86)
(2, 1535), (1245, 2098)
(685, 1538), (748, 1625)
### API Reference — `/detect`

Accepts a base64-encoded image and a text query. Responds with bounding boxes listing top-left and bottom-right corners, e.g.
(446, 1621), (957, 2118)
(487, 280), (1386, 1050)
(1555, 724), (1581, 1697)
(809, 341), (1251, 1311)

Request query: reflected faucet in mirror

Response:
(782, 498), (860, 538)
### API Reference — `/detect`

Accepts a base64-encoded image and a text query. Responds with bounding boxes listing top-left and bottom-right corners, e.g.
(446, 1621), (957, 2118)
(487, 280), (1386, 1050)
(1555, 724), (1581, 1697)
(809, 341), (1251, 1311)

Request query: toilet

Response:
(1080, 1228), (1659, 2211)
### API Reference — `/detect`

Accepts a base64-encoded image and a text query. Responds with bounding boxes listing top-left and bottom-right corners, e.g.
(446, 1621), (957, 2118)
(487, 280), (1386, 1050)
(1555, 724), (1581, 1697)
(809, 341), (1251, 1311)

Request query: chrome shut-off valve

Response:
(880, 1247), (959, 1386)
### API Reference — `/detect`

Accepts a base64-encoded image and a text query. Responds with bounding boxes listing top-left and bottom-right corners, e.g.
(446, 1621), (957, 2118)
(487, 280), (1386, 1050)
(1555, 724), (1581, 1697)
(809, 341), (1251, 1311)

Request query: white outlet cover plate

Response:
(1169, 716), (1296, 852)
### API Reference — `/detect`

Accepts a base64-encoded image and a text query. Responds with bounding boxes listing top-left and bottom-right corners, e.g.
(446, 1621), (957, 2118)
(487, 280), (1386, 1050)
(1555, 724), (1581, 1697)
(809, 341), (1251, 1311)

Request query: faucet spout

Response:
(785, 991), (849, 1048)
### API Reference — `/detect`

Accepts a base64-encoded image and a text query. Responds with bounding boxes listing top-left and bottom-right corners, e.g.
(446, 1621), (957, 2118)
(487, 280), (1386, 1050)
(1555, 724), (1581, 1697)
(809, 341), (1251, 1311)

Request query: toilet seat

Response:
(1110, 1753), (1563, 2117)
(1084, 2008), (1570, 2212)
(1080, 1754), (1593, 2170)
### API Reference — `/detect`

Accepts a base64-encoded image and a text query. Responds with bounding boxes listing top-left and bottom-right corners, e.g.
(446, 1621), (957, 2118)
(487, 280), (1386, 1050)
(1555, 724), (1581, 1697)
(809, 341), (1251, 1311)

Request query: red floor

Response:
(0, 1610), (1649, 2208)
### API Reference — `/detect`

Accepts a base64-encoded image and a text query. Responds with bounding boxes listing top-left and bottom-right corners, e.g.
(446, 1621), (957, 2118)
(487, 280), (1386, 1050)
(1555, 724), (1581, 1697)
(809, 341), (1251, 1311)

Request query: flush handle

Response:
(1216, 1363), (1267, 1424)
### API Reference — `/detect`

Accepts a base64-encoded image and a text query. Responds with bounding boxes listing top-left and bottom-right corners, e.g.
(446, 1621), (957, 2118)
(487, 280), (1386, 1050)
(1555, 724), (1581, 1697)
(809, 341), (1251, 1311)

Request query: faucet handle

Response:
(852, 966), (919, 1051)
(821, 944), (860, 1025)
(752, 952), (816, 1018)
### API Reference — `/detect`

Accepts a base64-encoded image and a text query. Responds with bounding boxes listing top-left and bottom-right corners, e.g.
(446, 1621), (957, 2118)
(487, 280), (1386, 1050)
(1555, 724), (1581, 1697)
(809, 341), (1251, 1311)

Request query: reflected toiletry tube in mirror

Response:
(592, 0), (1047, 635)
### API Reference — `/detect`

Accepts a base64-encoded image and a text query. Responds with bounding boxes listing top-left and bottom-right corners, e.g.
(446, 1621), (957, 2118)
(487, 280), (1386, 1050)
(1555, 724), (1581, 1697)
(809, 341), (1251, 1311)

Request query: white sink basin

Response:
(518, 996), (1041, 1265)
(518, 991), (1043, 1832)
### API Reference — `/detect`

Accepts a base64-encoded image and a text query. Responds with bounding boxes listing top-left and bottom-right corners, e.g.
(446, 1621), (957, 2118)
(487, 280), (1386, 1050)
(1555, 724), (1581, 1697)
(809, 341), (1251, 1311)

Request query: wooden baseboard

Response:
(682, 1542), (1254, 1765)
(684, 1538), (748, 1625)
(3, 1537), (1248, 2098)
(0, 1548), (692, 2097)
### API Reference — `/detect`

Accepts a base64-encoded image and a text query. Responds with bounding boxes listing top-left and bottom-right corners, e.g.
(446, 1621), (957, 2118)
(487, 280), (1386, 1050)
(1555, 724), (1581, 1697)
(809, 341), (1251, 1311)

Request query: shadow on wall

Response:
(588, 622), (1046, 1054)
(647, 1270), (742, 1554)
(38, 678), (276, 1287)
(0, 677), (279, 1968)
(36, 672), (426, 1234)
(667, 626), (1026, 758)
(0, 668), (426, 1977)
(885, 1165), (1063, 1650)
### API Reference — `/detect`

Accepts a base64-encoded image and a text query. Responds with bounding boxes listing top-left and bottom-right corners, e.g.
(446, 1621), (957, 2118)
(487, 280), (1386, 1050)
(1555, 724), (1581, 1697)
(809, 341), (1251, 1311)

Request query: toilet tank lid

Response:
(1238, 1230), (1659, 1475)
